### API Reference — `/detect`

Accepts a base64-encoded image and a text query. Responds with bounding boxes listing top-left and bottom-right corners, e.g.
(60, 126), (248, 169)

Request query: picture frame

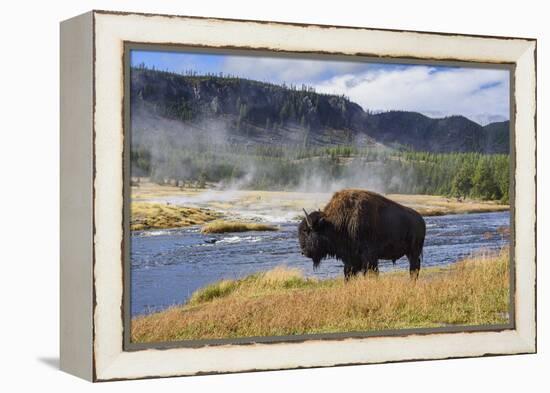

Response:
(60, 10), (536, 382)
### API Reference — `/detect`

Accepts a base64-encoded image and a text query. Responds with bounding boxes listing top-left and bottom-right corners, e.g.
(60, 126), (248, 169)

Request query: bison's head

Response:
(298, 209), (332, 269)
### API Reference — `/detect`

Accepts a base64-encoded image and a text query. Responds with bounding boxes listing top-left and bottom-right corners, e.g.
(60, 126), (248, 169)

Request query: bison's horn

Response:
(303, 208), (312, 228)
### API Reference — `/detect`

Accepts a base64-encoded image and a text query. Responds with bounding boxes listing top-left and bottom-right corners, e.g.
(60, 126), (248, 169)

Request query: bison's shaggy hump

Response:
(323, 189), (399, 241)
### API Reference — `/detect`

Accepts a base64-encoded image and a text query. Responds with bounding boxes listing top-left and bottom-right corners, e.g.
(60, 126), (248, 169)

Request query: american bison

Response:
(298, 189), (426, 280)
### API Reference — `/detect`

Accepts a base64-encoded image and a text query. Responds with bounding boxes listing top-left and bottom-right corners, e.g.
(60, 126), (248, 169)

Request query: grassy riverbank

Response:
(387, 194), (508, 216)
(131, 248), (509, 343)
(131, 182), (508, 228)
(131, 202), (221, 231)
(201, 220), (279, 234)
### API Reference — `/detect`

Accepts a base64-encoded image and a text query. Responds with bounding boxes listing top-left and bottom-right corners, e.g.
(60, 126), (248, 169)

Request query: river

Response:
(130, 210), (509, 317)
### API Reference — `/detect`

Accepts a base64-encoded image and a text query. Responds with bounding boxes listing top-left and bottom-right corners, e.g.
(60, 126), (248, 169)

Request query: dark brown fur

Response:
(298, 189), (426, 279)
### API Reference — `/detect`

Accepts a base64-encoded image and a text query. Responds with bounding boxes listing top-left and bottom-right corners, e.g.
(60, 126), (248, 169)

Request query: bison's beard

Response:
(298, 229), (331, 271)
(303, 246), (327, 271)
(309, 247), (330, 270)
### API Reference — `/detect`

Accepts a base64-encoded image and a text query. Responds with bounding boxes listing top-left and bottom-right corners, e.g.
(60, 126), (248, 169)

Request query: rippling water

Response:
(130, 211), (509, 316)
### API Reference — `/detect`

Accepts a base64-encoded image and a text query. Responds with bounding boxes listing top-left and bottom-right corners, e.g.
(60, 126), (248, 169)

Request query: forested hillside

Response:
(131, 66), (510, 153)
(130, 66), (510, 202)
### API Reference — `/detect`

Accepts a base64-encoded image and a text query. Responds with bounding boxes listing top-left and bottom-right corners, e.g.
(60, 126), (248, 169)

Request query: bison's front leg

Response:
(366, 260), (379, 277)
(343, 264), (361, 281)
(344, 264), (352, 281)
(361, 248), (379, 277)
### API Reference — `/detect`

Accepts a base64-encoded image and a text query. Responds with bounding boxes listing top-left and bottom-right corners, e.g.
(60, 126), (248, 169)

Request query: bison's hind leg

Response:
(407, 253), (421, 280)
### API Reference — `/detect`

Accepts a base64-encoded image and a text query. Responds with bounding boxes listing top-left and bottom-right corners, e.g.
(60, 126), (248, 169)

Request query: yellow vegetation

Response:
(131, 202), (220, 231)
(132, 182), (508, 219)
(131, 248), (510, 343)
(200, 220), (279, 234)
(387, 194), (509, 216)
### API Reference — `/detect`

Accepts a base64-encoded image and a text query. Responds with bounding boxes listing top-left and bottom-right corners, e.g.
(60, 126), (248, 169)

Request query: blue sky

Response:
(131, 49), (510, 125)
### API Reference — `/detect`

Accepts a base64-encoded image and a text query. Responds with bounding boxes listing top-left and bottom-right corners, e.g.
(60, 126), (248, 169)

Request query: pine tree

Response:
(451, 161), (474, 198)
(472, 158), (501, 200)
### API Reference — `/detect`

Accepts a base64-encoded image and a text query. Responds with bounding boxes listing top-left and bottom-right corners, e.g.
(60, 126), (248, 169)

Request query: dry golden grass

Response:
(131, 248), (510, 343)
(133, 182), (508, 216)
(131, 182), (205, 201)
(200, 220), (279, 234)
(387, 194), (509, 216)
(131, 182), (508, 221)
(131, 202), (220, 231)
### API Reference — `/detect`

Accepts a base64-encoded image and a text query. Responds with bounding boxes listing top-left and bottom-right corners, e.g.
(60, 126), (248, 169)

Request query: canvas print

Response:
(128, 48), (511, 344)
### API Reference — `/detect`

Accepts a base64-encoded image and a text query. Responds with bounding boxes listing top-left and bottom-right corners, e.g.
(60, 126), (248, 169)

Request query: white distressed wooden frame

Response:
(60, 10), (536, 382)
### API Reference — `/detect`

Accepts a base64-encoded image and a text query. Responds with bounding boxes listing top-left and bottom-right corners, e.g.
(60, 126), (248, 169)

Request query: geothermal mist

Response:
(131, 107), (403, 195)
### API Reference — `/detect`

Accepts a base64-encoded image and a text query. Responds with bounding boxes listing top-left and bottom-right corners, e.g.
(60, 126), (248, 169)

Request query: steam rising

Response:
(131, 106), (405, 195)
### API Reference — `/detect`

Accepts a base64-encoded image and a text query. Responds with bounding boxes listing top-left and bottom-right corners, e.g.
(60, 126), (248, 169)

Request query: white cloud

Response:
(220, 54), (510, 125)
(313, 66), (510, 125)
(222, 56), (369, 85)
